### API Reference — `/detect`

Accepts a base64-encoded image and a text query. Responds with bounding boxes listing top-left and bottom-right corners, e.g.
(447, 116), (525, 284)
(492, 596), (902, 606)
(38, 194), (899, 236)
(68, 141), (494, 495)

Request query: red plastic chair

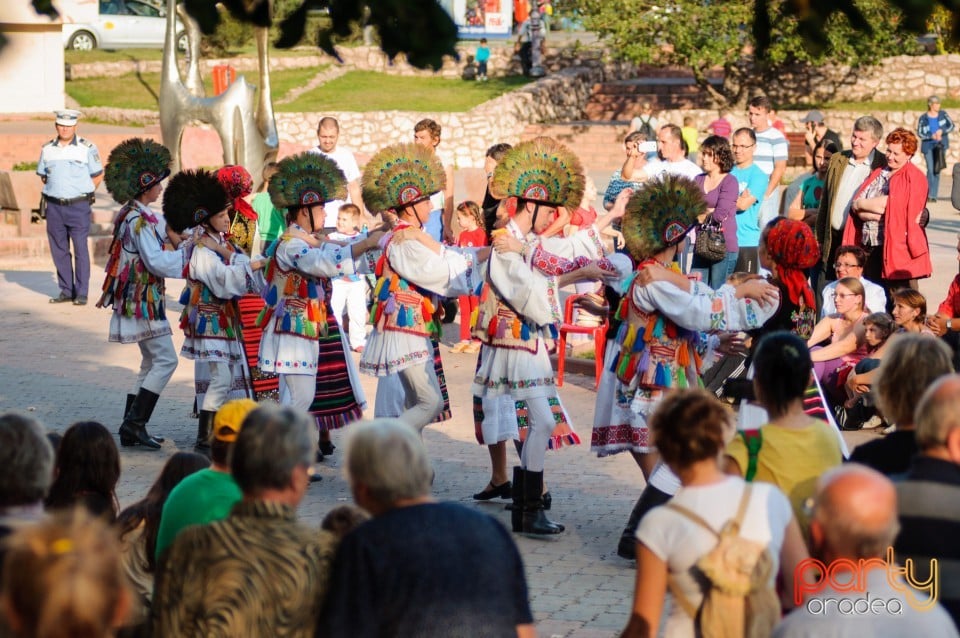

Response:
(556, 294), (609, 389)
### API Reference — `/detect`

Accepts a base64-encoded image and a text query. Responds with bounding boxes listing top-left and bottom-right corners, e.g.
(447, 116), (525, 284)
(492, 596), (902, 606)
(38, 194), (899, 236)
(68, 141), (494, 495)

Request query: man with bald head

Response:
(895, 374), (960, 628)
(775, 465), (958, 637)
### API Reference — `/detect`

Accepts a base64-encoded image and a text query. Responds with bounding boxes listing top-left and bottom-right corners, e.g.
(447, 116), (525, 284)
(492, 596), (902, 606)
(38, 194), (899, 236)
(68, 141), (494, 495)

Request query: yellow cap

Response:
(213, 399), (259, 443)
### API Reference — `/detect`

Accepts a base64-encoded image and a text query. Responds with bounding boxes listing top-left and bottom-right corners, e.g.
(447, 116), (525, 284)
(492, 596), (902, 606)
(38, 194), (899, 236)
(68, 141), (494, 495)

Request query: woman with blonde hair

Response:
(1, 508), (131, 638)
(807, 276), (870, 406)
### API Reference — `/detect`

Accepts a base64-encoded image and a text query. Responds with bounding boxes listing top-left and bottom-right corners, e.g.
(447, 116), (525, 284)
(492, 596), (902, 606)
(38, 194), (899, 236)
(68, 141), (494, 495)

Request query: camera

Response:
(637, 141), (657, 154)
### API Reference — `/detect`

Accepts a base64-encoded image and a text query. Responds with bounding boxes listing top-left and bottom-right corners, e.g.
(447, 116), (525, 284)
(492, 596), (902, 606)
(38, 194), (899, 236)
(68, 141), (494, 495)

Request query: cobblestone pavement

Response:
(2, 198), (959, 637)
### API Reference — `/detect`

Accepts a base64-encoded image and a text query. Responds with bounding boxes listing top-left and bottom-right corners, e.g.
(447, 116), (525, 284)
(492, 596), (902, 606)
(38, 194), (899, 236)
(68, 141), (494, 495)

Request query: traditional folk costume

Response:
(588, 175), (778, 557)
(163, 169), (264, 453)
(97, 138), (179, 449)
(359, 143), (482, 432)
(477, 137), (603, 535)
(257, 153), (369, 431)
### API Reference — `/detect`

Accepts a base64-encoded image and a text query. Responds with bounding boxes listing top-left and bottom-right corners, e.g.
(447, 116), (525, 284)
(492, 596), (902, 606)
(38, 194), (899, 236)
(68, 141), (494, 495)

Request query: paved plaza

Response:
(2, 195), (959, 637)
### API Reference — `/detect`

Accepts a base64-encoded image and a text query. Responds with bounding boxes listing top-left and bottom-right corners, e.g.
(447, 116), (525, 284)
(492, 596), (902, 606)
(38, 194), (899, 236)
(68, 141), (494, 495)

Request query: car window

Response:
(99, 0), (122, 15)
(127, 1), (160, 17)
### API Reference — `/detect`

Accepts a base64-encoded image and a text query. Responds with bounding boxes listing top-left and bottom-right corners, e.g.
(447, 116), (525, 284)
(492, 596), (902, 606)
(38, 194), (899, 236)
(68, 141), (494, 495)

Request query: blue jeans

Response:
(691, 251), (738, 289)
(921, 139), (944, 199)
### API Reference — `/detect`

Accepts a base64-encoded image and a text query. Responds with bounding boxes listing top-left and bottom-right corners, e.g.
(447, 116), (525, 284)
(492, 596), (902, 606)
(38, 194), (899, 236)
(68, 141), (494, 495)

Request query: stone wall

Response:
(766, 54), (960, 106)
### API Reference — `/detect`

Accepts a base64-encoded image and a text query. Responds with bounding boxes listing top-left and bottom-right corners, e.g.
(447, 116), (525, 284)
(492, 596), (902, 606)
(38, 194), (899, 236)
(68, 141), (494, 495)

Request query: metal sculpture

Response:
(160, 0), (278, 190)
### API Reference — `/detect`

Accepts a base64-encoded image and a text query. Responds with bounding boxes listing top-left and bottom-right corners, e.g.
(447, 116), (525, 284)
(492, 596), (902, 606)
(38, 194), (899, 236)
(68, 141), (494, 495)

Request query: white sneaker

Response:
(863, 415), (883, 429)
(881, 423), (897, 435)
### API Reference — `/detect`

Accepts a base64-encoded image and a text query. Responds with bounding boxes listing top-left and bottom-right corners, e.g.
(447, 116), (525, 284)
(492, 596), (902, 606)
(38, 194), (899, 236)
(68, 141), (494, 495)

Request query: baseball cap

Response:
(800, 110), (824, 124)
(54, 109), (82, 126)
(213, 399), (259, 443)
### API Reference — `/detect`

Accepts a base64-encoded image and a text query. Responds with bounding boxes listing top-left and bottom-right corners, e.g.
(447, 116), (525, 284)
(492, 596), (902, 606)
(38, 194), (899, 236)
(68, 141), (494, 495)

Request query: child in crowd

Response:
(320, 504), (371, 540)
(681, 115), (699, 161)
(475, 37), (490, 81)
(328, 203), (370, 353)
(251, 162), (285, 246)
(706, 108), (732, 138)
(451, 200), (487, 354)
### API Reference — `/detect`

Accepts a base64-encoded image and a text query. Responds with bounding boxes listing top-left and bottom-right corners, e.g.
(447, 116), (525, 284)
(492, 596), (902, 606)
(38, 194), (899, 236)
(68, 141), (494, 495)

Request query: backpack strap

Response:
(733, 483), (754, 528)
(738, 429), (762, 482)
(667, 574), (700, 619)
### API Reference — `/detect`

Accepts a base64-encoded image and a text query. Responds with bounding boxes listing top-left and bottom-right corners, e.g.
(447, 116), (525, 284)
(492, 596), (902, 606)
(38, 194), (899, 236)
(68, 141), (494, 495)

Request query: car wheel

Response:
(176, 31), (189, 52)
(68, 30), (96, 51)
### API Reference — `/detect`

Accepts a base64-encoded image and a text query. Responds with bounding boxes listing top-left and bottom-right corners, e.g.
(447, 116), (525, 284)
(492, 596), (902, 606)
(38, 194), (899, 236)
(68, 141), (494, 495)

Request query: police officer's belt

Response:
(43, 193), (94, 206)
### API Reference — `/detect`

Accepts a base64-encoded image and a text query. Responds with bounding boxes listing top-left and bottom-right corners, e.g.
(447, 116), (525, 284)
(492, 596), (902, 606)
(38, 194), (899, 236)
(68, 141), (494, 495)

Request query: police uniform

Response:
(36, 110), (102, 304)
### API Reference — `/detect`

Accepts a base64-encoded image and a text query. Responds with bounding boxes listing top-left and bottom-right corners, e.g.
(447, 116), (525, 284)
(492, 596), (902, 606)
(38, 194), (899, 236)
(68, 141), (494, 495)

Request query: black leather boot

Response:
(616, 484), (673, 559)
(510, 466), (524, 532)
(119, 389), (162, 449)
(195, 410), (214, 456)
(125, 393), (135, 420)
(521, 469), (564, 535)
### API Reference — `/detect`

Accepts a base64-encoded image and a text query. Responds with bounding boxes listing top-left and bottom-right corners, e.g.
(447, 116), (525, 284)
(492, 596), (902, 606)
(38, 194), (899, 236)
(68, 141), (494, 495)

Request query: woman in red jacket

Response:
(842, 127), (930, 311)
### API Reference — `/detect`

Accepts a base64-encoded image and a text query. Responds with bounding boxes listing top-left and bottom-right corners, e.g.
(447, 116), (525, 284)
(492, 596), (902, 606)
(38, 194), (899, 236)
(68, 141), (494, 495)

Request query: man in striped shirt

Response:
(748, 95), (788, 230)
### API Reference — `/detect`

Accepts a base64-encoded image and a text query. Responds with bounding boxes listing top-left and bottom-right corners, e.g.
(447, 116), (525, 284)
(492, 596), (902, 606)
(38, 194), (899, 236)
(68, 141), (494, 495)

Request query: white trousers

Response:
(134, 334), (178, 395)
(330, 279), (368, 350)
(518, 395), (555, 473)
(200, 361), (232, 412)
(396, 361), (442, 433)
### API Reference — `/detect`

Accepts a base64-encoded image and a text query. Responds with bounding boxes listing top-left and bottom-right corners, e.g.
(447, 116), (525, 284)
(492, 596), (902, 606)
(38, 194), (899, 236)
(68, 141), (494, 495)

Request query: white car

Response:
(62, 0), (187, 51)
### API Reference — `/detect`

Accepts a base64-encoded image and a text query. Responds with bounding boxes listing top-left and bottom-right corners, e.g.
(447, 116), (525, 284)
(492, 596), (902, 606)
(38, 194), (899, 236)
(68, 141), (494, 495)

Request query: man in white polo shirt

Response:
(309, 116), (363, 232)
(748, 95), (788, 229)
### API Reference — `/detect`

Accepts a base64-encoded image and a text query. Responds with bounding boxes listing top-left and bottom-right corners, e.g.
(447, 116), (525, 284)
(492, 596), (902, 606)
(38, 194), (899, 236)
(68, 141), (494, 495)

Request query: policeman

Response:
(37, 109), (103, 305)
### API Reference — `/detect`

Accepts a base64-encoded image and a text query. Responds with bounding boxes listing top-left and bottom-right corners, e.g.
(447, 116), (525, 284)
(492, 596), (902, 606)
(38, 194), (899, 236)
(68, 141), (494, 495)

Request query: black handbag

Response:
(933, 142), (947, 174)
(694, 217), (726, 262)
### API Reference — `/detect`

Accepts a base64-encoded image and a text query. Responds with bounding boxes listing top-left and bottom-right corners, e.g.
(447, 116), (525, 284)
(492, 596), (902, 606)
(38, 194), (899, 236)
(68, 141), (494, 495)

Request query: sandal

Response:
(449, 341), (471, 353)
(463, 341), (482, 354)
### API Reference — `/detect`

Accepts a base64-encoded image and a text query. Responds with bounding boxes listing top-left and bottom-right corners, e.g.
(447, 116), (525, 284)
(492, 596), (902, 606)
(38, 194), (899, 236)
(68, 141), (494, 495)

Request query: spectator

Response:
(926, 232), (960, 367)
(917, 95), (954, 203)
(627, 124), (701, 181)
(603, 130), (650, 211)
(621, 389), (807, 637)
(848, 334), (954, 476)
(730, 127), (770, 274)
(786, 140), (838, 227)
(449, 200), (486, 355)
(807, 277), (869, 405)
(891, 287), (934, 334)
(116, 451), (209, 632)
(44, 421), (120, 522)
(1, 509), (132, 638)
(896, 373), (960, 627)
(842, 312), (896, 425)
(153, 404), (336, 637)
(843, 127), (931, 305)
(725, 332), (844, 535)
(481, 142), (512, 235)
(705, 108), (732, 139)
(813, 116), (886, 310)
(691, 135), (739, 288)
(319, 504), (370, 540)
(475, 37), (490, 81)
(800, 110), (843, 163)
(327, 202), (370, 353)
(317, 418), (535, 637)
(820, 245), (888, 318)
(0, 412), (54, 569)
(308, 116), (364, 229)
(413, 118), (456, 243)
(747, 96), (788, 229)
(154, 399), (258, 561)
(252, 161), (285, 245)
(629, 101), (659, 139)
(773, 465), (958, 637)
(755, 218), (820, 338)
(681, 115), (700, 162)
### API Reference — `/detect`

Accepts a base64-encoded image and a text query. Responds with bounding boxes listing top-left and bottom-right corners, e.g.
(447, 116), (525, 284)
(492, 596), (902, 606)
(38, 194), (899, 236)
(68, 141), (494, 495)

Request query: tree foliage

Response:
(576, 0), (919, 107)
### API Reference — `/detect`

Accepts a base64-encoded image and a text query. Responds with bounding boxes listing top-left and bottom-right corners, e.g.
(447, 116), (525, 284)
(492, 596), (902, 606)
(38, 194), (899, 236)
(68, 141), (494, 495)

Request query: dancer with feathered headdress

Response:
(476, 137), (623, 535)
(359, 143), (488, 439)
(96, 137), (180, 450)
(588, 174), (782, 558)
(164, 169), (266, 455)
(256, 152), (381, 434)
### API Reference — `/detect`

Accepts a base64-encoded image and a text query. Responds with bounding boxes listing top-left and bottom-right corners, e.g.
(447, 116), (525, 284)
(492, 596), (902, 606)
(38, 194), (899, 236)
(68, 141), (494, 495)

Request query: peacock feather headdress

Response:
(104, 138), (171, 204)
(268, 152), (347, 211)
(162, 169), (229, 233)
(621, 174), (707, 261)
(361, 143), (446, 214)
(489, 137), (584, 209)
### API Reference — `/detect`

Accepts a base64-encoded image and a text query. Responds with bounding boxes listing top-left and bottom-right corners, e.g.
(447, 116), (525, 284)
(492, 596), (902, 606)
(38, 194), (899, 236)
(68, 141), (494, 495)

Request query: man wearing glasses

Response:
(730, 127), (769, 273)
(820, 245), (887, 317)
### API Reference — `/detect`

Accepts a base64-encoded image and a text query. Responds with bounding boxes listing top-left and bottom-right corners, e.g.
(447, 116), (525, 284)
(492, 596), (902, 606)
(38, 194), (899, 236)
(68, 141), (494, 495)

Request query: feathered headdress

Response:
(216, 165), (257, 221)
(621, 174), (706, 261)
(268, 152), (347, 211)
(489, 137), (584, 209)
(361, 143), (445, 214)
(104, 138), (171, 204)
(162, 169), (229, 233)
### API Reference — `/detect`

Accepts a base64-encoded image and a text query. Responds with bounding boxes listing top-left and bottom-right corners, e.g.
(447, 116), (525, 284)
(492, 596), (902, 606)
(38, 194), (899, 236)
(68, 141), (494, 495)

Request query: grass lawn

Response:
(64, 45), (324, 65)
(66, 66), (323, 110)
(821, 98), (960, 111)
(278, 71), (533, 113)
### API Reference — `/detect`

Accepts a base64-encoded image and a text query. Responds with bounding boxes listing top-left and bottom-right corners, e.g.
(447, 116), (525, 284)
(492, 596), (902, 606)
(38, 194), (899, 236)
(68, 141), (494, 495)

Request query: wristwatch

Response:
(948, 319), (953, 331)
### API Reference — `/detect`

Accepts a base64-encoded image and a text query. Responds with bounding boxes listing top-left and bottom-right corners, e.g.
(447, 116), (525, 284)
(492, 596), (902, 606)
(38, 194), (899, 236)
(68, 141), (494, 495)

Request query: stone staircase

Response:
(583, 67), (724, 122)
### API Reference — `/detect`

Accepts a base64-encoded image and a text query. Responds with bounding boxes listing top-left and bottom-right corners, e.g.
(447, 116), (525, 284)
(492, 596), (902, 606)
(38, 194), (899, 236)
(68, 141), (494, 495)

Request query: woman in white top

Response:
(621, 388), (808, 638)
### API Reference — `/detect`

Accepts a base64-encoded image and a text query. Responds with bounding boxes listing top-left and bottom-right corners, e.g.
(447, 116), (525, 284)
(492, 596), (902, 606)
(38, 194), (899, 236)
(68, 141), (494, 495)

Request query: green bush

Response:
(13, 161), (38, 172)
(201, 6), (254, 57)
